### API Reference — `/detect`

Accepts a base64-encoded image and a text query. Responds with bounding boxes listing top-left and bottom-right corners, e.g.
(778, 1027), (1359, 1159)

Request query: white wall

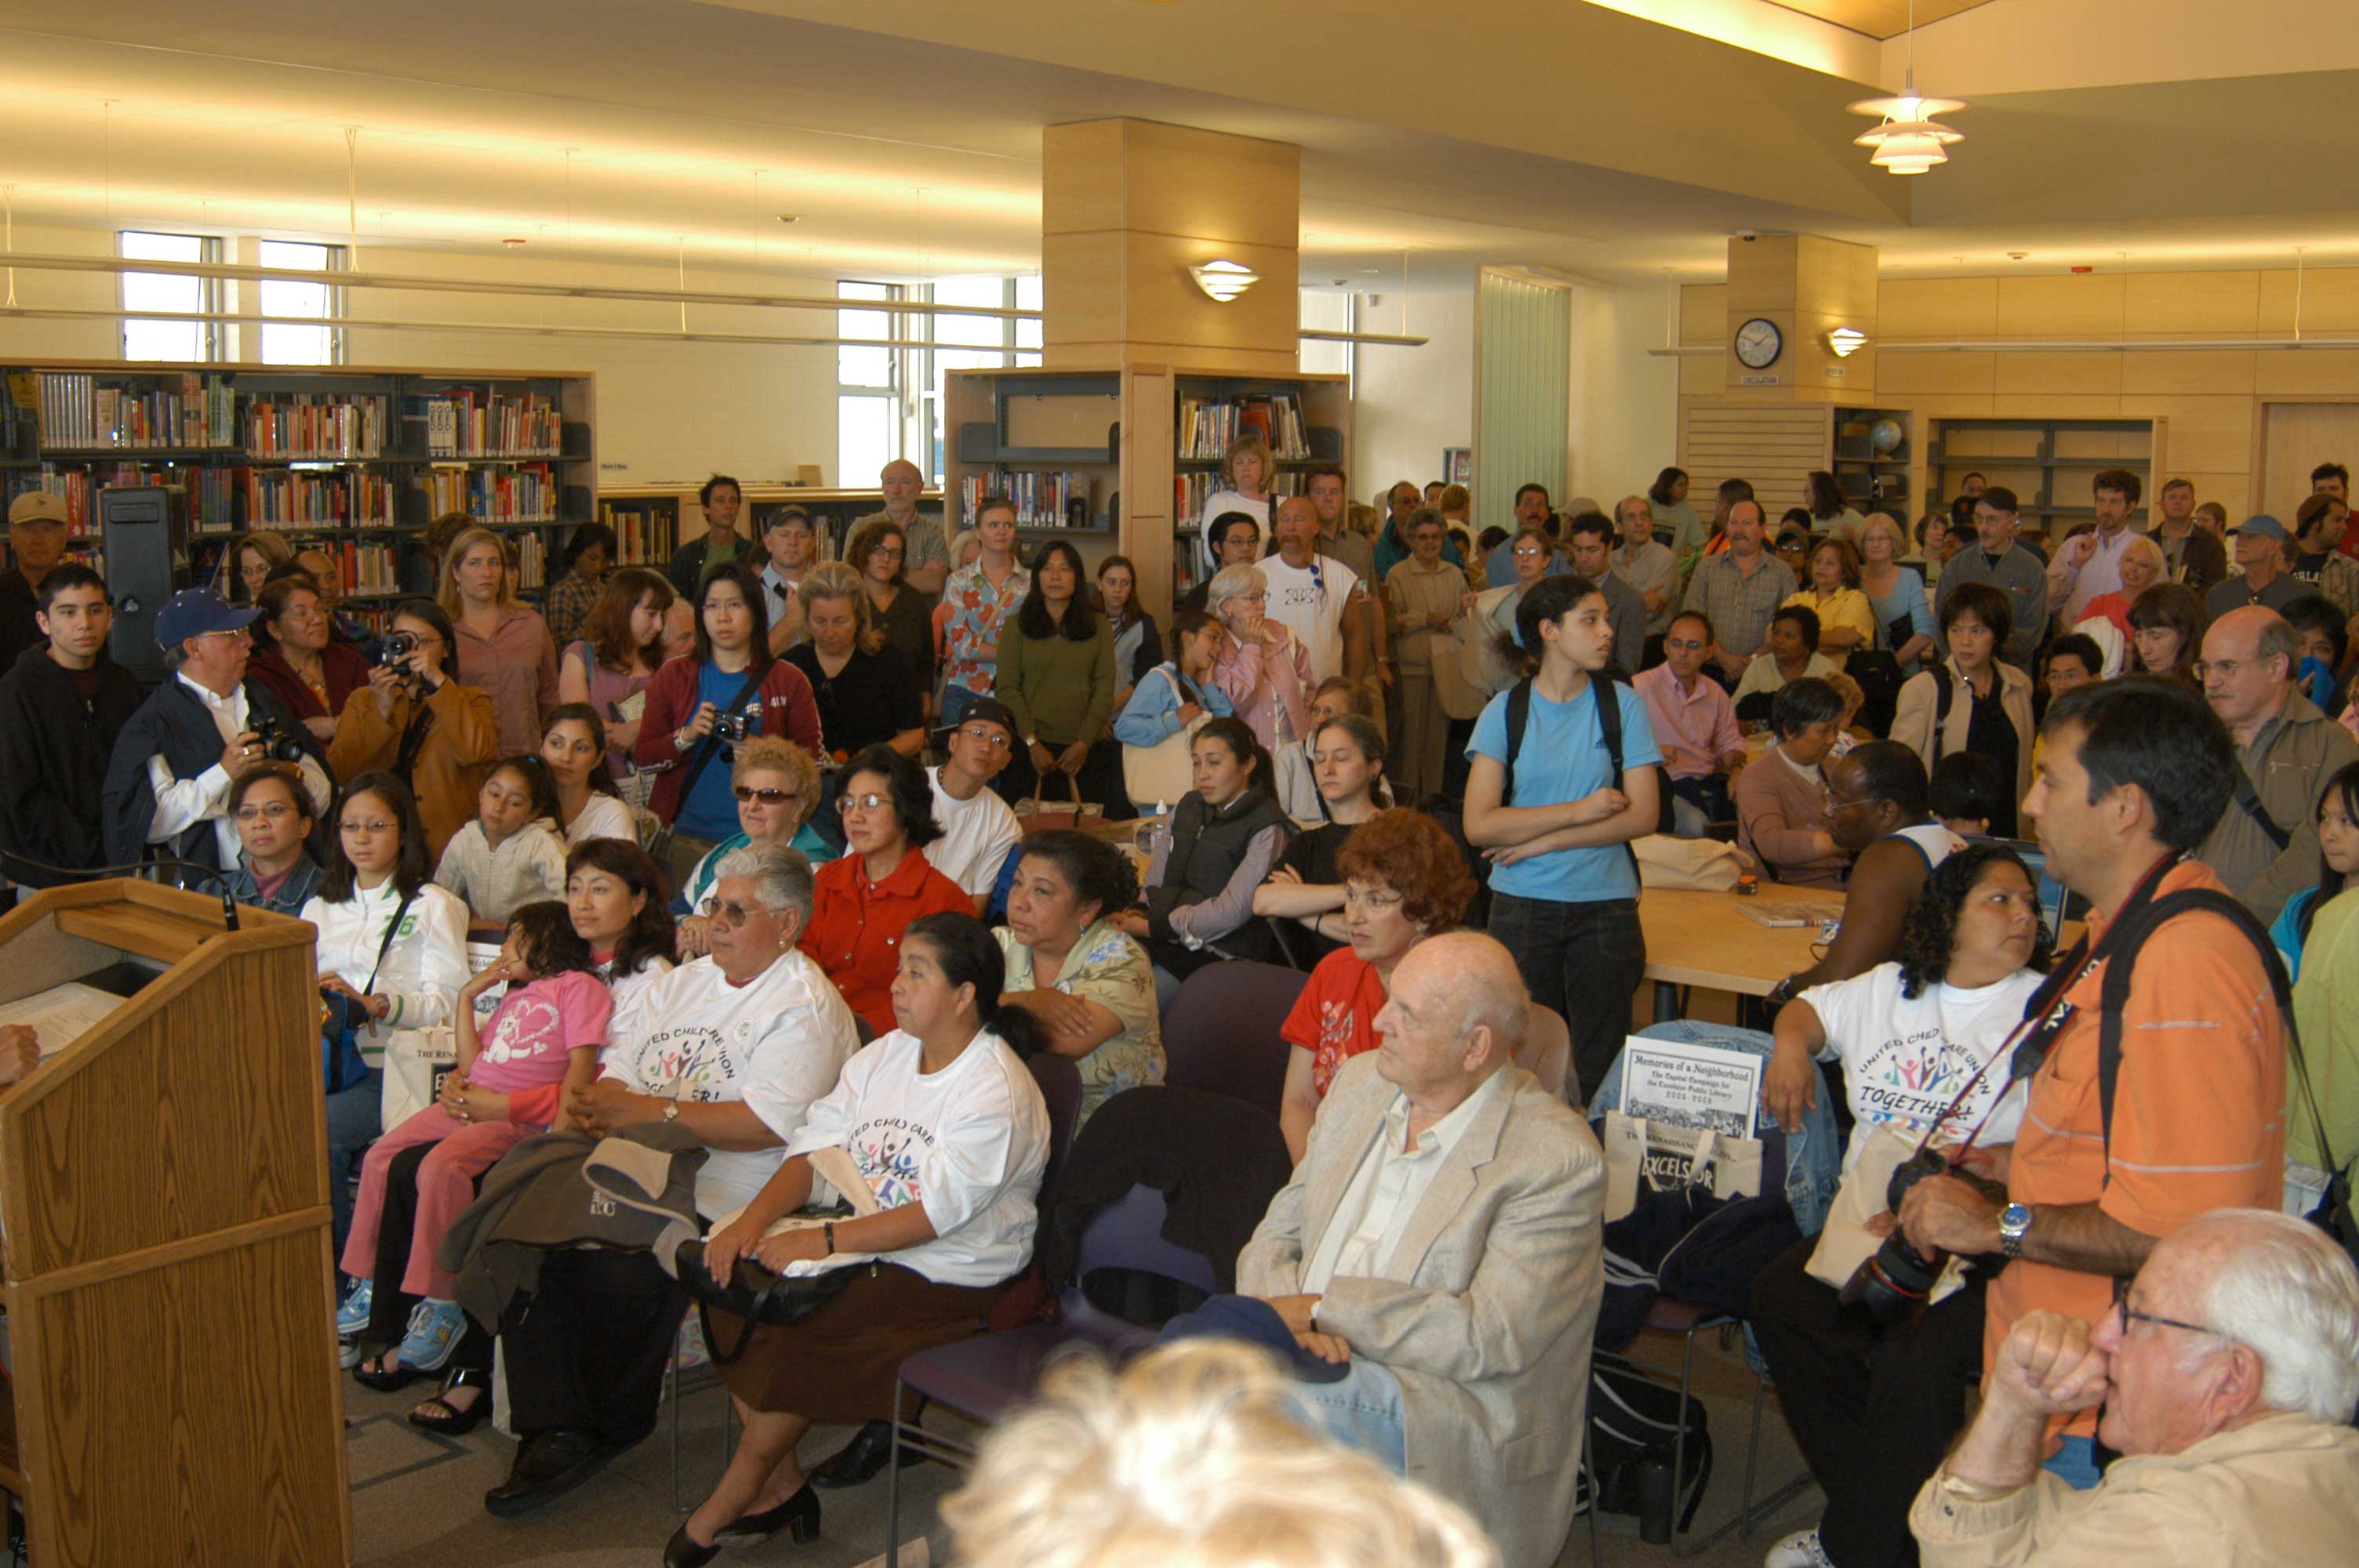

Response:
(1567, 280), (1681, 511)
(0, 223), (842, 487)
(1350, 276), (1474, 507)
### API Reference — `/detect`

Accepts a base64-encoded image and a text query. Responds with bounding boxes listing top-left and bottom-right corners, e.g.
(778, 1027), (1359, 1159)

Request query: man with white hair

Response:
(1910, 1209), (2359, 1566)
(1238, 931), (1604, 1568)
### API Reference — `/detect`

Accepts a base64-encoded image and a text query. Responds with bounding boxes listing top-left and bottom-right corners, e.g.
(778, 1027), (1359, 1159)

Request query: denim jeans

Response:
(1487, 892), (1645, 1111)
(323, 1067), (383, 1277)
(1289, 1356), (1408, 1474)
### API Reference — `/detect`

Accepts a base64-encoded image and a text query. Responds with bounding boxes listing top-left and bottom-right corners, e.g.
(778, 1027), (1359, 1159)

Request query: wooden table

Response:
(1639, 883), (1845, 1023)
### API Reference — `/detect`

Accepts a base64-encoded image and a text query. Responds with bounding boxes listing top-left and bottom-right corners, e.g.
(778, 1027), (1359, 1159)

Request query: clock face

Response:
(1734, 318), (1783, 369)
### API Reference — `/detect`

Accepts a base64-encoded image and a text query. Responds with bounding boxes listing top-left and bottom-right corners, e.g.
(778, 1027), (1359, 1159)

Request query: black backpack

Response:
(1583, 1350), (1712, 1529)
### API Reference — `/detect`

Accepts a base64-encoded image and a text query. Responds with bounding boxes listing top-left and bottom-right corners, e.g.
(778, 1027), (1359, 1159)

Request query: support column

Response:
(1721, 233), (1879, 403)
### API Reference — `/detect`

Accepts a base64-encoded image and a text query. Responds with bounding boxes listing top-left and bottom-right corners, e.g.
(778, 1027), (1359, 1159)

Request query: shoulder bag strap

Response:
(362, 890), (419, 998)
(1501, 679), (1532, 808)
(2230, 764), (2293, 852)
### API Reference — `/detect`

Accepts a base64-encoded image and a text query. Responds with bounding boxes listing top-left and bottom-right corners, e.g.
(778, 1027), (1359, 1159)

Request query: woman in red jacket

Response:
(799, 742), (971, 1036)
(634, 561), (824, 880)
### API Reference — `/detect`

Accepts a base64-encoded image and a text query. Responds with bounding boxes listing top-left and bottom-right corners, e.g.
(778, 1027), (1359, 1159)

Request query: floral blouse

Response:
(996, 916), (1165, 1124)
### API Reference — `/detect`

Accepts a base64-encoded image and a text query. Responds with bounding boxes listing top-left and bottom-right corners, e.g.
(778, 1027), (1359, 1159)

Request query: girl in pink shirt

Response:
(339, 899), (611, 1377)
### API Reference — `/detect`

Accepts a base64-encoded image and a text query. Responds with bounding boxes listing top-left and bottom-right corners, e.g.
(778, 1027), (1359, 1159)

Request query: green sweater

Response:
(2291, 884), (2359, 1176)
(996, 615), (1116, 746)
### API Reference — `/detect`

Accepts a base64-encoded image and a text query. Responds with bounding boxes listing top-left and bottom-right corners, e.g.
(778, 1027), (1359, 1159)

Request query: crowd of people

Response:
(2, 445), (2357, 1568)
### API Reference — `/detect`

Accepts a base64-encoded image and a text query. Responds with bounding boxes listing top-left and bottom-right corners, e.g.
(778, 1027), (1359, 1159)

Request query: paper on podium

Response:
(0, 982), (124, 1056)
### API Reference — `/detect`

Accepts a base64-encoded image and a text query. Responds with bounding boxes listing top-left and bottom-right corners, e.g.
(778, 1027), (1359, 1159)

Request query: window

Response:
(1299, 289), (1354, 387)
(838, 280), (900, 487)
(257, 241), (344, 365)
(914, 276), (1042, 484)
(121, 230), (223, 362)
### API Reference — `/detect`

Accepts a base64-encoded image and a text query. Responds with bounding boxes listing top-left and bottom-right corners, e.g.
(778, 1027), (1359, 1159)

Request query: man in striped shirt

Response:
(1890, 678), (2286, 1494)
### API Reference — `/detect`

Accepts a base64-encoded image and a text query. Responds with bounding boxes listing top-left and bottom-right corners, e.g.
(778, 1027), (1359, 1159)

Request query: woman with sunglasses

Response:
(673, 738), (836, 960)
(799, 743), (973, 1036)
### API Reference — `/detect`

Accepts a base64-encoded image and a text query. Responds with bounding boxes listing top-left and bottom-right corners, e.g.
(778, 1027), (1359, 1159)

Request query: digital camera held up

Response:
(379, 630), (420, 667)
(252, 716), (307, 764)
(1838, 1149), (2011, 1327)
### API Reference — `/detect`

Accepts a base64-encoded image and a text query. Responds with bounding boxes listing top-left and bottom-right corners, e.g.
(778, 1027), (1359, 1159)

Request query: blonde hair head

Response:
(943, 1341), (1498, 1568)
(798, 560), (882, 655)
(437, 524), (520, 615)
(728, 736), (821, 836)
(1438, 483), (1471, 517)
(1222, 433), (1276, 495)
(2119, 533), (2168, 583)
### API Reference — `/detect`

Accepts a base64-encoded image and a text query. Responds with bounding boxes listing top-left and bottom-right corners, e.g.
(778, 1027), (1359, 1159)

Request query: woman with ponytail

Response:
(676, 912), (1051, 1563)
(1463, 573), (1663, 1103)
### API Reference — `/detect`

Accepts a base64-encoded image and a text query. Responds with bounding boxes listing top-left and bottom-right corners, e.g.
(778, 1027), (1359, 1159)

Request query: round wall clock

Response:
(1733, 318), (1783, 369)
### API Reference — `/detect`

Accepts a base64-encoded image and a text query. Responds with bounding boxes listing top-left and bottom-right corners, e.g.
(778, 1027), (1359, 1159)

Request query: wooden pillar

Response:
(1721, 234), (1879, 404)
(1041, 119), (1301, 373)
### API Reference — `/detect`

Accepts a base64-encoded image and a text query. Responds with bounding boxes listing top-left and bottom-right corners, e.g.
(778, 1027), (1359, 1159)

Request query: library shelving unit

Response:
(943, 365), (1350, 615)
(0, 361), (596, 628)
(594, 484), (947, 572)
(1925, 416), (2166, 541)
(1830, 405), (1914, 518)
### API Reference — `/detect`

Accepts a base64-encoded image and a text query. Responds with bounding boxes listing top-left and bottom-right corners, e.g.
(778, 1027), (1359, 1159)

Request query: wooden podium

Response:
(0, 880), (351, 1566)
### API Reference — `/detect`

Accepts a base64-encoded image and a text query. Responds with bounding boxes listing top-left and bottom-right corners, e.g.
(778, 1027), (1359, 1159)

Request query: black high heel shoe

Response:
(661, 1523), (721, 1568)
(716, 1483), (820, 1545)
(409, 1367), (489, 1436)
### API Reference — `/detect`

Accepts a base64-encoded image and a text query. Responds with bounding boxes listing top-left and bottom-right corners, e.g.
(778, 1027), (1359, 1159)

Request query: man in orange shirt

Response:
(1893, 677), (2286, 1493)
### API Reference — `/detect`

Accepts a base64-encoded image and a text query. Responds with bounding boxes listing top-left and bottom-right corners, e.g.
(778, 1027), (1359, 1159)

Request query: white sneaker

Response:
(1763, 1527), (1834, 1568)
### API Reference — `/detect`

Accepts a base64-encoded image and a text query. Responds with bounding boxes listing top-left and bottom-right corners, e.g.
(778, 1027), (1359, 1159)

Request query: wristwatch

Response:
(673, 727), (695, 753)
(1998, 1202), (2033, 1261)
(661, 1100), (681, 1123)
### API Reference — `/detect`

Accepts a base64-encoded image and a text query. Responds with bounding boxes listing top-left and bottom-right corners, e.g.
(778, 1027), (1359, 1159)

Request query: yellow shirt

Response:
(1783, 586), (1876, 670)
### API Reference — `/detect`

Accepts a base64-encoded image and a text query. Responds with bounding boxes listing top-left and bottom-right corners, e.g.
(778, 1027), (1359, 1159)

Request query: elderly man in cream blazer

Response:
(1237, 931), (1606, 1568)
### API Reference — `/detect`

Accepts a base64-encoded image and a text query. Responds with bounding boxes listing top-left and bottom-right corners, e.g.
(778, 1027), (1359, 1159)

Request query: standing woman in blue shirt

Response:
(1463, 573), (1663, 1104)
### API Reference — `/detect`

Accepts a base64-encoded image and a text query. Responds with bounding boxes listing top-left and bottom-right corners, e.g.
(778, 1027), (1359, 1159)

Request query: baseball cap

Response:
(7, 492), (69, 528)
(938, 695), (1019, 744)
(154, 588), (261, 649)
(2231, 514), (2288, 541)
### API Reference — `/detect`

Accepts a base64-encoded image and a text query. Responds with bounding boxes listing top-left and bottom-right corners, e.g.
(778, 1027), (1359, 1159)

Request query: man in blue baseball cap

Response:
(2206, 515), (2305, 619)
(100, 587), (332, 873)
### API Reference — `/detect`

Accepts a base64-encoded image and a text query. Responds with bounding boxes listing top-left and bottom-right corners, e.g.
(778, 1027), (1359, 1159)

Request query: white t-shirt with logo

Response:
(785, 1027), (1050, 1287)
(1797, 960), (2041, 1176)
(1260, 554), (1360, 684)
(602, 948), (862, 1218)
(926, 767), (1022, 902)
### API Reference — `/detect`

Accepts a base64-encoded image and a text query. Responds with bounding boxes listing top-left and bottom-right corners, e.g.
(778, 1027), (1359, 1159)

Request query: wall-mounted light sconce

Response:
(1827, 327), (1868, 358)
(1190, 259), (1260, 303)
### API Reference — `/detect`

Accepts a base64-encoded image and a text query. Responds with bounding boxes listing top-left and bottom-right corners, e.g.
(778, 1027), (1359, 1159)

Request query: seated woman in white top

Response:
(540, 702), (639, 846)
(1750, 844), (2051, 1568)
(1732, 603), (1841, 710)
(679, 913), (1050, 1559)
(304, 769), (470, 1270)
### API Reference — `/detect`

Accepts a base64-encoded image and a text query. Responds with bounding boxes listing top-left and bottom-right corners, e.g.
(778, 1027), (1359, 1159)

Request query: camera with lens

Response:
(713, 712), (750, 745)
(1839, 1149), (2012, 1327)
(252, 716), (307, 764)
(380, 630), (420, 667)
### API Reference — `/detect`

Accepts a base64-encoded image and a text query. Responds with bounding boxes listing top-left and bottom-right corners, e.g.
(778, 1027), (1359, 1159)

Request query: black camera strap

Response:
(673, 666), (766, 804)
(392, 696), (438, 784)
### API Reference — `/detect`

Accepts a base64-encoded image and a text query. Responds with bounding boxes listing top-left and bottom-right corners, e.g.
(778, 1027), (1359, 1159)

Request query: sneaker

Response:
(395, 1298), (467, 1374)
(339, 1337), (364, 1370)
(1764, 1528), (1834, 1568)
(336, 1279), (373, 1338)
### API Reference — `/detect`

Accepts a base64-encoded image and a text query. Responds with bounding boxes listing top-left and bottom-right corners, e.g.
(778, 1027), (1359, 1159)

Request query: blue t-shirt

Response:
(676, 662), (767, 840)
(1466, 677), (1661, 903)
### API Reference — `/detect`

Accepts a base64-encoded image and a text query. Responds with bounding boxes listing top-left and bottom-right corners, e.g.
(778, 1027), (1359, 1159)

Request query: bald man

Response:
(1238, 933), (1605, 1568)
(1261, 494), (1367, 684)
(852, 459), (951, 598)
(1612, 495), (1681, 639)
(2195, 605), (2359, 921)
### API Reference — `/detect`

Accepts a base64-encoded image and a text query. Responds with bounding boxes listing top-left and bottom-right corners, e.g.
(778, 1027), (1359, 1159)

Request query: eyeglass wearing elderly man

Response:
(1909, 1208), (2359, 1566)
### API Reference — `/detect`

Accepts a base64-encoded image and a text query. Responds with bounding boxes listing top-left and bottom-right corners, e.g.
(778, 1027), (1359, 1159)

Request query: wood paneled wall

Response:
(1680, 265), (2359, 522)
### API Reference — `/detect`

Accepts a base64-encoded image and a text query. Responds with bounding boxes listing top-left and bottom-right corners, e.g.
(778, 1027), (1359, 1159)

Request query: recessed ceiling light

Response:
(776, 215), (800, 225)
(501, 238), (526, 248)
(2007, 251), (2028, 260)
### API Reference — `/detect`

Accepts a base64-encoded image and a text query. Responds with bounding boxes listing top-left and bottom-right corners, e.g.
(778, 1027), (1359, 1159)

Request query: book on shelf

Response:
(37, 372), (235, 451)
(1177, 393), (1311, 463)
(235, 469), (398, 532)
(415, 388), (562, 459)
(958, 471), (1092, 529)
(596, 499), (677, 565)
(305, 539), (405, 597)
(1172, 470), (1307, 528)
(245, 394), (387, 459)
(419, 462), (559, 524)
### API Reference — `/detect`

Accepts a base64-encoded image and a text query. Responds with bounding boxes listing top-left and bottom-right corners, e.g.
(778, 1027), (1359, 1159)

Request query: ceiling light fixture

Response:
(1190, 259), (1259, 303)
(1827, 327), (1867, 358)
(1845, 0), (1965, 176)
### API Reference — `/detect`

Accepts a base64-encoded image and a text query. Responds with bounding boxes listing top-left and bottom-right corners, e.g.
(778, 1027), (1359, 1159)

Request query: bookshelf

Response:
(1925, 417), (2165, 542)
(1830, 405), (1913, 517)
(943, 365), (1350, 615)
(0, 361), (596, 612)
(594, 484), (947, 572)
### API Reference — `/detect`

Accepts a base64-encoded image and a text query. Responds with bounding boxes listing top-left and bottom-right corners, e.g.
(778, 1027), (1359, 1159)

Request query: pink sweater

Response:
(1209, 626), (1314, 750)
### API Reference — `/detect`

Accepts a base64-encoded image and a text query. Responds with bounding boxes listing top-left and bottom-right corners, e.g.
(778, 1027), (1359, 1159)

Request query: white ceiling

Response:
(0, 0), (2353, 292)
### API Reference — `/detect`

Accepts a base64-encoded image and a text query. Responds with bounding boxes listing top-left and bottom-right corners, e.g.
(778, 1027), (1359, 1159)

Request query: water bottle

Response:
(1132, 799), (1169, 858)
(1636, 1446), (1677, 1544)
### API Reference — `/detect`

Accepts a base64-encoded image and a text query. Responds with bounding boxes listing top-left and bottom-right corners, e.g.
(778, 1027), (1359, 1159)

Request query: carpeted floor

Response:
(345, 1322), (1819, 1568)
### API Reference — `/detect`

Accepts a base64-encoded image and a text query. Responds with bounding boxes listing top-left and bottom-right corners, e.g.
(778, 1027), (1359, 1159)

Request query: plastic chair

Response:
(1160, 960), (1307, 1117)
(881, 1183), (1215, 1566)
